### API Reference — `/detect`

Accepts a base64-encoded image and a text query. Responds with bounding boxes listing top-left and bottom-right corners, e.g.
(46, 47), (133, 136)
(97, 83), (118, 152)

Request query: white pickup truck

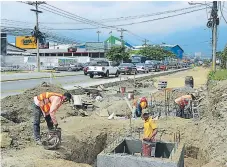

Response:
(87, 61), (119, 78)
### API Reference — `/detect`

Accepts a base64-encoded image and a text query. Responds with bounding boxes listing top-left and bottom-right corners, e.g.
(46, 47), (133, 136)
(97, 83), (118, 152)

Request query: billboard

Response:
(15, 36), (49, 49)
(16, 36), (37, 49)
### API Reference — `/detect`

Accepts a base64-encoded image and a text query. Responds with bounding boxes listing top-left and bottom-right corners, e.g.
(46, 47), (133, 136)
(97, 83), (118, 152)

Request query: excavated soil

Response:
(1, 67), (227, 167)
(1, 83), (67, 123)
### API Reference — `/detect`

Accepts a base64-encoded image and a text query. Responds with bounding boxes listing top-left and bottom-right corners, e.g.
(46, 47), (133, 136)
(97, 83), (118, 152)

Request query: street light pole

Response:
(97, 31), (101, 42)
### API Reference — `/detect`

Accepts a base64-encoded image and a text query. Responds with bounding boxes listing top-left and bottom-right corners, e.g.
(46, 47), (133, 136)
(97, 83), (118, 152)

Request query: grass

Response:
(208, 69), (227, 81)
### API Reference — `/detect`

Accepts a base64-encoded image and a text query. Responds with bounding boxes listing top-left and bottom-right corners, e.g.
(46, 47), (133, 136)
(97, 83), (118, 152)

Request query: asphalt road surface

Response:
(1, 69), (186, 99)
(1, 74), (92, 98)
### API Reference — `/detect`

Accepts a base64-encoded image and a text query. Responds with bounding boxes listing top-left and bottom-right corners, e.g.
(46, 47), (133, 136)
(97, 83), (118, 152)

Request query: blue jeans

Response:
(32, 103), (53, 141)
(135, 103), (142, 117)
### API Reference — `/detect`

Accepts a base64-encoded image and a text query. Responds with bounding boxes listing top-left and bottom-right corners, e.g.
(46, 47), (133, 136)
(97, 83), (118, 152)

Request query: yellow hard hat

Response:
(140, 101), (147, 109)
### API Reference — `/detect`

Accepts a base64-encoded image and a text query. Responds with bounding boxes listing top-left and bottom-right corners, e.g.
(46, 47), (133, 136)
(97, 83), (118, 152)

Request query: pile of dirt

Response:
(1, 83), (66, 123)
(208, 80), (227, 119)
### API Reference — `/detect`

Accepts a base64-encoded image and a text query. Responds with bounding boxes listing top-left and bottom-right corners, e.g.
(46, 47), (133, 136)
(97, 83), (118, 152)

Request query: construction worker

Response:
(142, 109), (158, 157)
(132, 97), (148, 118)
(32, 92), (72, 145)
(174, 94), (195, 118)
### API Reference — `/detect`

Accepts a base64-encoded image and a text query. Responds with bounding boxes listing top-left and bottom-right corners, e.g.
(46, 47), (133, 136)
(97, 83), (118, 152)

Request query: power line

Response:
(125, 30), (146, 41)
(41, 4), (104, 27)
(205, 1), (209, 19)
(219, 2), (227, 24)
(4, 5), (205, 25)
(44, 3), (111, 28)
(98, 5), (205, 22)
(36, 7), (206, 31)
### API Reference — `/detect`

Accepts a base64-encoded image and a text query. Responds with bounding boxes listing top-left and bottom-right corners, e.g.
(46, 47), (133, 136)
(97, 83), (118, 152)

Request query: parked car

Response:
(159, 62), (168, 71)
(146, 60), (161, 72)
(145, 61), (154, 72)
(118, 63), (137, 75)
(83, 66), (89, 75)
(182, 63), (189, 68)
(77, 63), (84, 70)
(83, 62), (91, 75)
(177, 62), (183, 69)
(54, 64), (81, 71)
(135, 63), (149, 73)
(87, 61), (119, 78)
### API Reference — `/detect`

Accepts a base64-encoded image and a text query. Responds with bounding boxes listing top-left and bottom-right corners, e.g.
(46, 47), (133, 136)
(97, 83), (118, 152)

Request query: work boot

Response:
(35, 139), (42, 145)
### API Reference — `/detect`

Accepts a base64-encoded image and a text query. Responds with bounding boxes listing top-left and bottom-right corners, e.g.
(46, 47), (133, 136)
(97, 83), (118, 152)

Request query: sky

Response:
(1, 1), (227, 58)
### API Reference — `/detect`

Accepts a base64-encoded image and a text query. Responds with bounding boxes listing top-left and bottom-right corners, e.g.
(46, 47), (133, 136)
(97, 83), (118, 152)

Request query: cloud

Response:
(1, 1), (226, 43)
(1, 2), (219, 31)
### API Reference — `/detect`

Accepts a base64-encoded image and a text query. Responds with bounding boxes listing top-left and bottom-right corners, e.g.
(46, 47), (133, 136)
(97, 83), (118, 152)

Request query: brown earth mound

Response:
(1, 83), (66, 123)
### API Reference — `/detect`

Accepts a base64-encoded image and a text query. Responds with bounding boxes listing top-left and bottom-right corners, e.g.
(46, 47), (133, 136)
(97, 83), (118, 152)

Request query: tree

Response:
(138, 45), (176, 60)
(106, 46), (130, 63)
(217, 45), (227, 69)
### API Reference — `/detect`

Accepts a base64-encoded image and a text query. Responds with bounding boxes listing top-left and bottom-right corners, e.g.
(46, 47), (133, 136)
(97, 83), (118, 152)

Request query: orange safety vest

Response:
(37, 92), (63, 112)
(175, 95), (192, 108)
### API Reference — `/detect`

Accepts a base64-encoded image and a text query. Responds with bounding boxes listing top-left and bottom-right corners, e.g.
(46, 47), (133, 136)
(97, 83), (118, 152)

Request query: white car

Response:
(135, 63), (149, 73)
(87, 61), (119, 78)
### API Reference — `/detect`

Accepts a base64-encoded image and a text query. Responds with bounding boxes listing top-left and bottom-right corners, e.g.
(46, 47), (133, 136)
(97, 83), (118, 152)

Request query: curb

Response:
(1, 68), (190, 99)
(66, 68), (190, 91)
(1, 73), (83, 82)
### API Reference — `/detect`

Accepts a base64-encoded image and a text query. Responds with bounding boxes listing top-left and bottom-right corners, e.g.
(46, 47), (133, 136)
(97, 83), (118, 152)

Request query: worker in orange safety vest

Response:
(174, 94), (195, 117)
(32, 92), (72, 145)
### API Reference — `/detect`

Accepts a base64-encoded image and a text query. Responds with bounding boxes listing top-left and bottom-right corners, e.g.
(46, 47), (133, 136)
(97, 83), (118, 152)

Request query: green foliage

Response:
(130, 50), (140, 55)
(106, 46), (130, 62)
(138, 45), (176, 60)
(216, 45), (227, 69)
(208, 69), (227, 81)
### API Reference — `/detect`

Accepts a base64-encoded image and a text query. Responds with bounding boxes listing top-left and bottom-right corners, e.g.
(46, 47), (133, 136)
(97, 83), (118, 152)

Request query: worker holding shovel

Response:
(142, 109), (158, 157)
(32, 92), (72, 145)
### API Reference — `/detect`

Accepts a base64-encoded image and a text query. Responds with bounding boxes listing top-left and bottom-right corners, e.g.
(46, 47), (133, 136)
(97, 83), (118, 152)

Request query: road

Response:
(1, 69), (188, 99)
(1, 74), (96, 98)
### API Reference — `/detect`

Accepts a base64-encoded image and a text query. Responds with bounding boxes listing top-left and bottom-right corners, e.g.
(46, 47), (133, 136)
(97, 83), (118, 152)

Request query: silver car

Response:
(54, 64), (81, 71)
(135, 63), (149, 73)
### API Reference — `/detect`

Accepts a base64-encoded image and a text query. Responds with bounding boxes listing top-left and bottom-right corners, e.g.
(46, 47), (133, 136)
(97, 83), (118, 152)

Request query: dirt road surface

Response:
(1, 67), (227, 167)
(153, 67), (210, 88)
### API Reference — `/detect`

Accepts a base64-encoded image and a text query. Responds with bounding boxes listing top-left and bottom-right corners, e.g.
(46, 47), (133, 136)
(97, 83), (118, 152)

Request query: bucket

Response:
(120, 87), (126, 94)
(158, 81), (167, 90)
(128, 93), (134, 100)
(185, 76), (194, 88)
(73, 95), (82, 106)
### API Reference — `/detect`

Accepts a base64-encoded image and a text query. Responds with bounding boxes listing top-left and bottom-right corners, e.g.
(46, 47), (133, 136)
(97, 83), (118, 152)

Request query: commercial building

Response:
(160, 44), (184, 59)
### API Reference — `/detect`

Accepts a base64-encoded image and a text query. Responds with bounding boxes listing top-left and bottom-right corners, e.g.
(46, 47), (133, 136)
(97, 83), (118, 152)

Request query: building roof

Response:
(105, 36), (134, 48)
(8, 43), (26, 52)
(160, 44), (184, 52)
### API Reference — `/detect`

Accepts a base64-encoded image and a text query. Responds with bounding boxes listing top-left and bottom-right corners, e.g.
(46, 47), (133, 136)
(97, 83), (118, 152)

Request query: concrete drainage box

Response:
(97, 137), (184, 167)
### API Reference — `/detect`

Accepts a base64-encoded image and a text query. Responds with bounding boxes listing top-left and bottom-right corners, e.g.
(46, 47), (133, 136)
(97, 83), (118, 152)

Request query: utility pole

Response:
(29, 1), (46, 72)
(189, 1), (219, 72)
(118, 28), (127, 48)
(142, 39), (149, 47)
(118, 28), (127, 63)
(97, 31), (101, 42)
(211, 1), (218, 72)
